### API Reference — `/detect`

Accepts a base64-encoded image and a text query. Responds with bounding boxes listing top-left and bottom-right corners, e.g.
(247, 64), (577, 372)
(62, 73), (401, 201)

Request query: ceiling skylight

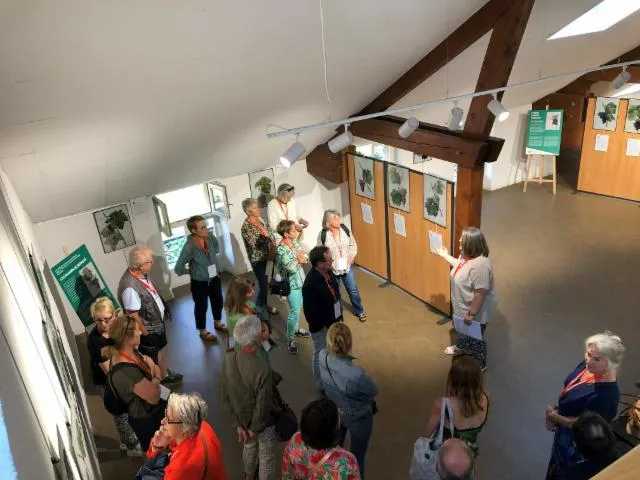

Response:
(548, 0), (640, 40)
(613, 84), (640, 97)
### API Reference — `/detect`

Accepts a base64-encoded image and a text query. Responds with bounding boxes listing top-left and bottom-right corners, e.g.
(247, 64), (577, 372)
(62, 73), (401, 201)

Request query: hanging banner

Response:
(51, 245), (118, 327)
(525, 109), (564, 156)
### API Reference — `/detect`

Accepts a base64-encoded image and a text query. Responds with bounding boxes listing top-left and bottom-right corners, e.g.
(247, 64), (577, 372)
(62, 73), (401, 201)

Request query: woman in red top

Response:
(147, 392), (228, 480)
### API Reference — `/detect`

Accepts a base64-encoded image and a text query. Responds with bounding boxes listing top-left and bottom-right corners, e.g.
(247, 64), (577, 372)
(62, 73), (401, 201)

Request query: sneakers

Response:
(294, 329), (311, 338)
(161, 369), (183, 386)
(443, 345), (460, 355)
(357, 312), (368, 322)
(120, 443), (144, 457)
(287, 341), (298, 354)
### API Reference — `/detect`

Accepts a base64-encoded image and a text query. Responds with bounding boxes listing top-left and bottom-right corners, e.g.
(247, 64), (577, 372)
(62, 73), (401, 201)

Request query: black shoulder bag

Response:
(269, 256), (291, 296)
(103, 358), (133, 416)
(324, 352), (378, 415)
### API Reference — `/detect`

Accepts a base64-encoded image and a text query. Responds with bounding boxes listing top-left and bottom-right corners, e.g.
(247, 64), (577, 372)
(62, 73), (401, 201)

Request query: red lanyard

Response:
(331, 229), (344, 258)
(118, 351), (151, 376)
(244, 305), (256, 315)
(129, 269), (158, 296)
(280, 240), (299, 262)
(249, 218), (269, 238)
(194, 236), (209, 257)
(560, 368), (601, 398)
(322, 272), (337, 302)
(452, 258), (469, 277)
(277, 200), (289, 220)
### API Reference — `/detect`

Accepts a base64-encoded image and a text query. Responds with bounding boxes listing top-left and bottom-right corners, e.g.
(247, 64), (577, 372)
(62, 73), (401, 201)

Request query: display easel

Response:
(523, 154), (556, 195)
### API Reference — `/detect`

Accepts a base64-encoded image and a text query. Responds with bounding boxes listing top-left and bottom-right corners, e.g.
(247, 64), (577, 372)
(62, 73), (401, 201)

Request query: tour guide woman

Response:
(102, 314), (165, 450)
(545, 331), (624, 479)
(436, 227), (496, 370)
(275, 219), (310, 354)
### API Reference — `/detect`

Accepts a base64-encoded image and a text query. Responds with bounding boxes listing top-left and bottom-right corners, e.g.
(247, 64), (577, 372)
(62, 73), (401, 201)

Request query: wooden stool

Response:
(523, 154), (556, 195)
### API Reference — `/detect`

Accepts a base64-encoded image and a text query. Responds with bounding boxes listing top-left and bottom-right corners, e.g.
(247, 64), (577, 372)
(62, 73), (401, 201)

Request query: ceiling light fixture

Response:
(613, 83), (640, 97)
(328, 125), (353, 153)
(398, 117), (419, 138)
(265, 60), (640, 140)
(611, 66), (632, 90)
(487, 94), (510, 122)
(548, 0), (640, 40)
(447, 104), (464, 131)
(280, 137), (305, 168)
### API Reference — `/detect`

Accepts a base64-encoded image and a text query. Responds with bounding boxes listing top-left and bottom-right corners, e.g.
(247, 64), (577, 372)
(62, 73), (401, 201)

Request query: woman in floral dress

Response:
(282, 398), (360, 480)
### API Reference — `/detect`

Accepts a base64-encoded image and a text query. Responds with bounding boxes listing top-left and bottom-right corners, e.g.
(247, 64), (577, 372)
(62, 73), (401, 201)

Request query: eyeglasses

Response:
(95, 314), (113, 323)
(163, 409), (182, 425)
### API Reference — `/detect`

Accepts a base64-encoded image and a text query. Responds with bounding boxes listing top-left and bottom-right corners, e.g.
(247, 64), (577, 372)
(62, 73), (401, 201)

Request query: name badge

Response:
(262, 340), (272, 352)
(208, 264), (218, 278)
(337, 257), (348, 271)
(334, 301), (342, 319)
(159, 385), (171, 401)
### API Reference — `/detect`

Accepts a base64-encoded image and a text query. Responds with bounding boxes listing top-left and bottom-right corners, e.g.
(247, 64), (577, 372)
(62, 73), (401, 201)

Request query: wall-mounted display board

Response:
(387, 170), (453, 315)
(525, 109), (564, 156)
(347, 153), (453, 315)
(347, 154), (388, 278)
(578, 98), (640, 202)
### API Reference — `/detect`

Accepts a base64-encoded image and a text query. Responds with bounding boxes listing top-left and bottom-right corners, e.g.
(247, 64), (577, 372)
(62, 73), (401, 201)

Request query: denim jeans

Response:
(337, 267), (364, 315)
(251, 260), (269, 307)
(286, 288), (303, 341)
(311, 328), (327, 390)
(338, 411), (374, 478)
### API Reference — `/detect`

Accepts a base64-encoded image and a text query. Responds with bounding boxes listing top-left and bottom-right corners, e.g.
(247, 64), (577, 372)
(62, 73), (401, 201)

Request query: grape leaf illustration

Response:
(390, 167), (403, 185)
(424, 179), (445, 219)
(390, 187), (407, 207)
(356, 161), (374, 194)
(627, 104), (640, 132)
(100, 209), (129, 250)
(254, 176), (274, 207)
(597, 102), (617, 126)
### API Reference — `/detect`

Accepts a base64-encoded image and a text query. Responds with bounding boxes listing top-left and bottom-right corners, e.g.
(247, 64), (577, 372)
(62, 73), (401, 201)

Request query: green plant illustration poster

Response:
(52, 244), (118, 327)
(248, 168), (275, 208)
(355, 156), (375, 200)
(592, 97), (620, 132)
(387, 165), (410, 212)
(624, 99), (640, 134)
(525, 109), (564, 156)
(423, 174), (447, 227)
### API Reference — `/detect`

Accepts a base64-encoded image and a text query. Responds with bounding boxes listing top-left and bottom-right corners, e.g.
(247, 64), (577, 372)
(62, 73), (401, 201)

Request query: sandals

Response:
(266, 305), (279, 315)
(358, 312), (368, 322)
(443, 345), (459, 355)
(199, 330), (218, 342)
(214, 322), (229, 333)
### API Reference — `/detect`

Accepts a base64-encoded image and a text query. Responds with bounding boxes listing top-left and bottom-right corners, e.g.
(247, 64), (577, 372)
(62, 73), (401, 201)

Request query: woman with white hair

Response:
(545, 331), (624, 479)
(320, 209), (367, 322)
(144, 392), (228, 479)
(221, 315), (278, 480)
(267, 183), (309, 243)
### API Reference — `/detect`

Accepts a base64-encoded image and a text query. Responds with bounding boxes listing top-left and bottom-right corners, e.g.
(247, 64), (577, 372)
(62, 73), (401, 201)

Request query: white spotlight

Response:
(328, 125), (353, 153)
(611, 67), (631, 90)
(447, 106), (464, 131)
(487, 94), (510, 122)
(398, 117), (419, 138)
(280, 140), (305, 168)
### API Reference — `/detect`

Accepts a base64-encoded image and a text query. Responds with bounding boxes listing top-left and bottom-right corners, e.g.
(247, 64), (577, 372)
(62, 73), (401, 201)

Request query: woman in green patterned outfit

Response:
(274, 219), (310, 354)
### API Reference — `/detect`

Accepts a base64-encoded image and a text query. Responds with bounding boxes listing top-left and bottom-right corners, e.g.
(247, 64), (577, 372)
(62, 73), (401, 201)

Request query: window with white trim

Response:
(152, 183), (229, 269)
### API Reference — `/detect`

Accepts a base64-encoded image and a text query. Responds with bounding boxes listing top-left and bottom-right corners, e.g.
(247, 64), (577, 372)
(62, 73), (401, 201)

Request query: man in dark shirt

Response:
(302, 246), (343, 392)
(566, 411), (631, 480)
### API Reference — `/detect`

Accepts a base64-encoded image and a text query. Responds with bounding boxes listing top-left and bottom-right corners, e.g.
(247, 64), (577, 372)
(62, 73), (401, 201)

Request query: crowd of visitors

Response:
(84, 182), (634, 479)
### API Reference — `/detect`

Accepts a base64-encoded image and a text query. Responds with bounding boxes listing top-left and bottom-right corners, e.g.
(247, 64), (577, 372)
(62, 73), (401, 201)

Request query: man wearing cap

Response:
(267, 183), (309, 243)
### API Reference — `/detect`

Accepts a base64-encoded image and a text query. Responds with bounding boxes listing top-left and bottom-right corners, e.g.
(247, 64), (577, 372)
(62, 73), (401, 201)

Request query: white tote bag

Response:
(409, 397), (454, 480)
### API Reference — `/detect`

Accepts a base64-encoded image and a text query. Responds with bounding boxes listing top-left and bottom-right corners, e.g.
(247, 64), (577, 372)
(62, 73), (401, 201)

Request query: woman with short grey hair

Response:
(267, 183), (309, 242)
(145, 392), (228, 479)
(545, 332), (624, 479)
(221, 316), (278, 479)
(241, 198), (278, 314)
(320, 209), (367, 322)
(436, 227), (496, 369)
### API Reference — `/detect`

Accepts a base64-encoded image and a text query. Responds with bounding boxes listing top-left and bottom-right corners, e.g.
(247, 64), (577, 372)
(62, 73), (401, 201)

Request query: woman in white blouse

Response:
(267, 183), (309, 243)
(436, 227), (496, 371)
(320, 210), (367, 322)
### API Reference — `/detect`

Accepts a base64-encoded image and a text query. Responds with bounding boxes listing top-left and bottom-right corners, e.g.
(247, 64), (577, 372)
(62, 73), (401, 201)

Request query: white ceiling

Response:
(1, 0), (639, 221)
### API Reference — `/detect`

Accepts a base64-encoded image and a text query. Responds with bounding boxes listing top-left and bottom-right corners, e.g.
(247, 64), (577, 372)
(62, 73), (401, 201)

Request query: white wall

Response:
(0, 168), (100, 479)
(35, 159), (349, 334)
